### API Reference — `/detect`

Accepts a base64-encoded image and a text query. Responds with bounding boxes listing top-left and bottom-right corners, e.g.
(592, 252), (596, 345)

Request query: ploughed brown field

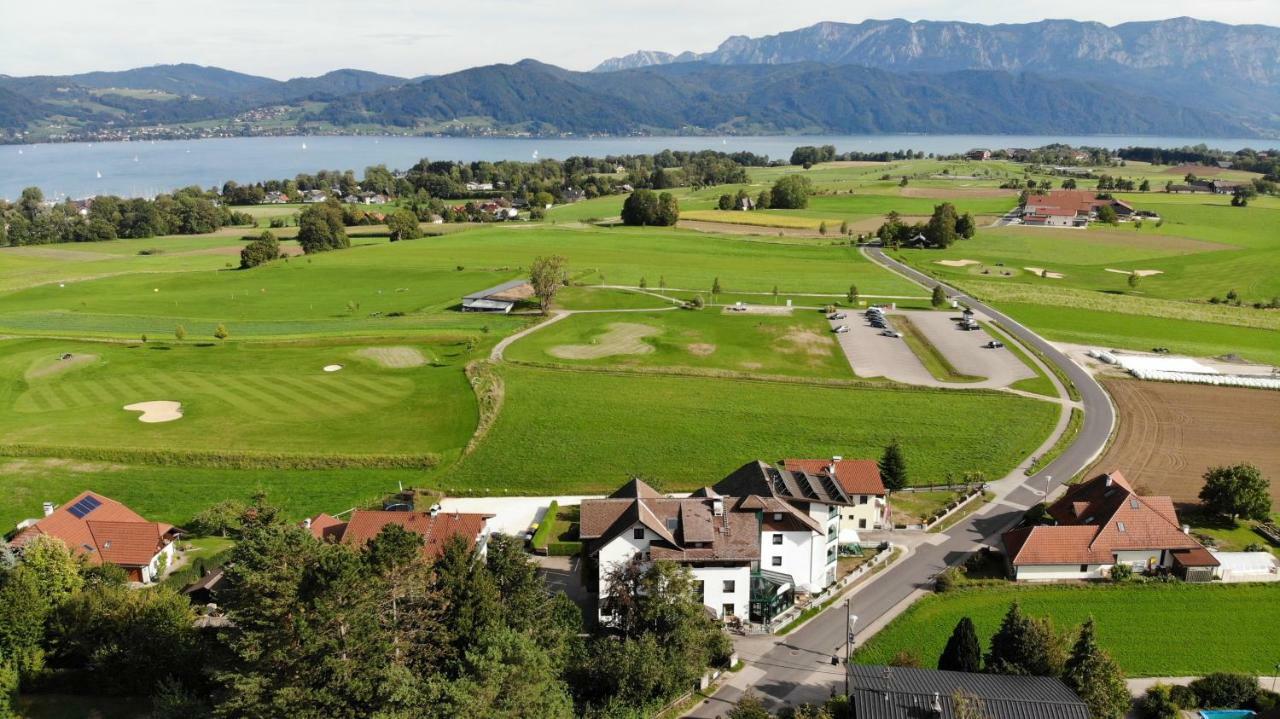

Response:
(1093, 379), (1280, 503)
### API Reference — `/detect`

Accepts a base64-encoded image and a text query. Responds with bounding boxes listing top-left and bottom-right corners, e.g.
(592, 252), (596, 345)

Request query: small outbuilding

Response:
(460, 279), (534, 313)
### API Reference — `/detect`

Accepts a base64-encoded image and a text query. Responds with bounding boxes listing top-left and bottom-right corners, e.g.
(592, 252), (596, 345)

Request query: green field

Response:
(0, 456), (415, 532)
(505, 308), (853, 379)
(0, 337), (478, 459)
(855, 583), (1280, 676)
(443, 364), (1058, 495)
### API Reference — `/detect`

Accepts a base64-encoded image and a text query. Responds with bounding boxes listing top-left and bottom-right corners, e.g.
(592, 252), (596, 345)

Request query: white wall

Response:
(809, 503), (838, 591)
(142, 541), (177, 584)
(1114, 550), (1164, 570)
(762, 528), (817, 591)
(692, 565), (751, 620)
(596, 522), (651, 601)
(841, 496), (885, 531)
(1014, 563), (1107, 581)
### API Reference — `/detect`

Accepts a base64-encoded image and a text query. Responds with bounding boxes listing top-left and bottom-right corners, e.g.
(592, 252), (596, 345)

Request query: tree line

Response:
(0, 186), (253, 247)
(876, 203), (976, 249)
(0, 494), (731, 719)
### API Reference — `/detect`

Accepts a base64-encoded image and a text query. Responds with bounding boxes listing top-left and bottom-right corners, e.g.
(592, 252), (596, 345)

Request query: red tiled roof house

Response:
(302, 508), (493, 560)
(1001, 471), (1215, 581)
(8, 491), (181, 584)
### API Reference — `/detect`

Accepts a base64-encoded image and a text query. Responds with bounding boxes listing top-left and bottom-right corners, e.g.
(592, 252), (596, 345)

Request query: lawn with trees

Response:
(855, 582), (1280, 676)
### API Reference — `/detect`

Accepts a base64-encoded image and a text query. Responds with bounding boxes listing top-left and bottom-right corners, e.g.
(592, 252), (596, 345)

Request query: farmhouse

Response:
(846, 664), (1089, 719)
(301, 508), (493, 560)
(1001, 471), (1213, 581)
(966, 149), (992, 161)
(460, 278), (534, 313)
(1021, 190), (1134, 227)
(8, 491), (181, 584)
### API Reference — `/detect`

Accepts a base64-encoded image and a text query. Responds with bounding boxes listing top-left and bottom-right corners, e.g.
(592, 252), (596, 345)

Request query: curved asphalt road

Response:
(686, 246), (1115, 717)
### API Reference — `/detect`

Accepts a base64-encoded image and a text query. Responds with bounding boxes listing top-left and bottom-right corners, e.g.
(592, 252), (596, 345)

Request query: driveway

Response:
(438, 495), (598, 536)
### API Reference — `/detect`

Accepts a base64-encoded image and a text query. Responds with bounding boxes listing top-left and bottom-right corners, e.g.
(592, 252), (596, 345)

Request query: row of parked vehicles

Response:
(829, 306), (901, 338)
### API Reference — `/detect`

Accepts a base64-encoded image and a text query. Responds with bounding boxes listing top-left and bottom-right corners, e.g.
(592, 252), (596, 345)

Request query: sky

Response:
(2, 0), (1278, 79)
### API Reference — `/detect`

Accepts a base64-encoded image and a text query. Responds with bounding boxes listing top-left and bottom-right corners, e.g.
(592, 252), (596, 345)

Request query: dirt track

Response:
(1093, 379), (1280, 503)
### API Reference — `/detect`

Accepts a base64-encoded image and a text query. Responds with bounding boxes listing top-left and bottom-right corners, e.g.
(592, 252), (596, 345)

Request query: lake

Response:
(1, 133), (1270, 200)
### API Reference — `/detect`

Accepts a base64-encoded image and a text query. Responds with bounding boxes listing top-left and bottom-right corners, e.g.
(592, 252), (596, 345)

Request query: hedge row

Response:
(547, 541), (582, 557)
(530, 500), (559, 549)
(0, 444), (438, 471)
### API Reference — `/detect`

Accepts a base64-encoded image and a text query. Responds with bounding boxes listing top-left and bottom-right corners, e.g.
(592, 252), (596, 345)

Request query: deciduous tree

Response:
(1199, 463), (1272, 522)
(530, 255), (567, 315)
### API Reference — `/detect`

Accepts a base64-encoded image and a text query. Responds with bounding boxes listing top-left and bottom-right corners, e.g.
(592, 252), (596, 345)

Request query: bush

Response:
(1169, 685), (1198, 709)
(1137, 685), (1180, 719)
(1189, 673), (1259, 708)
(1109, 563), (1134, 582)
(935, 567), (961, 592)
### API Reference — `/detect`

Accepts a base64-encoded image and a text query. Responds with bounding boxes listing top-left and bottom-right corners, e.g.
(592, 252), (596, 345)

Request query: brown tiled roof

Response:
(784, 459), (885, 496)
(305, 513), (346, 541)
(609, 477), (663, 499)
(581, 491), (810, 564)
(1004, 471), (1204, 566)
(332, 510), (491, 560)
(8, 491), (174, 567)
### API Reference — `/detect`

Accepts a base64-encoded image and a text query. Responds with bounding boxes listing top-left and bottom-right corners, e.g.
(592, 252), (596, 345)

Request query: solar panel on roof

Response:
(66, 495), (102, 519)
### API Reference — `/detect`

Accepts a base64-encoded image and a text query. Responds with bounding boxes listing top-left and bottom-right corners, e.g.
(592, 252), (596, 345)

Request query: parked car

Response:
(881, 330), (902, 338)
(985, 341), (1005, 349)
(828, 313), (847, 320)
(833, 325), (850, 334)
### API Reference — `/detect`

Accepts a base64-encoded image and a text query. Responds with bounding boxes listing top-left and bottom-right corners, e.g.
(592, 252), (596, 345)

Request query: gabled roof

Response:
(580, 492), (768, 564)
(462, 279), (533, 302)
(1003, 471), (1204, 566)
(784, 459), (885, 496)
(848, 664), (1089, 719)
(8, 491), (175, 567)
(304, 513), (346, 541)
(311, 510), (491, 560)
(610, 477), (663, 499)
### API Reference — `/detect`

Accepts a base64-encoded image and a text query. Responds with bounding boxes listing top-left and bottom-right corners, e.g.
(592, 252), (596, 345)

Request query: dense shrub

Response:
(239, 231), (281, 269)
(1190, 673), (1259, 708)
(1137, 685), (1179, 719)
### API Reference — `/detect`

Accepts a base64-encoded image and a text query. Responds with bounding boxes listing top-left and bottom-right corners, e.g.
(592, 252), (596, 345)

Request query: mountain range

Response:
(1, 17), (1277, 140)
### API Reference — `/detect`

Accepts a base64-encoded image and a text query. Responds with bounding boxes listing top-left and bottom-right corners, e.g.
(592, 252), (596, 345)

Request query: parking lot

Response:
(826, 308), (1036, 389)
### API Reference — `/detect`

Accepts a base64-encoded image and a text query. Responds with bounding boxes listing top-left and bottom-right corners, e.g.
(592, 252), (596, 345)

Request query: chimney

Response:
(303, 517), (312, 529)
(42, 502), (55, 517)
(1182, 524), (1191, 535)
(1104, 474), (1113, 487)
(931, 692), (942, 715)
(430, 504), (441, 517)
(712, 498), (724, 517)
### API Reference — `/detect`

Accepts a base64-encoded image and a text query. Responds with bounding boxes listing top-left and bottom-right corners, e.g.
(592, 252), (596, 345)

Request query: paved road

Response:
(685, 246), (1115, 717)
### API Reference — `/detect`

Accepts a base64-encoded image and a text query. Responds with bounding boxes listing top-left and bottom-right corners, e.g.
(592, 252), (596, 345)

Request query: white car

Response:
(828, 312), (847, 320)
(833, 325), (850, 334)
(881, 330), (902, 338)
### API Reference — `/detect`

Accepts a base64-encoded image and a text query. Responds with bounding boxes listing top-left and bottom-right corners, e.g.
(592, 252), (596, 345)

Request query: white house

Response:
(8, 491), (180, 584)
(581, 478), (819, 626)
(1002, 471), (1214, 581)
(781, 458), (888, 535)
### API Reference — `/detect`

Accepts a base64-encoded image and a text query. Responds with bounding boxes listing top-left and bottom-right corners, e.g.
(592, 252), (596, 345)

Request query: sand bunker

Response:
(123, 401), (183, 423)
(26, 353), (99, 380)
(780, 328), (833, 357)
(1025, 267), (1065, 279)
(549, 323), (658, 359)
(1105, 268), (1165, 277)
(355, 346), (428, 368)
(686, 343), (717, 357)
(936, 259), (980, 268)
(323, 364), (343, 372)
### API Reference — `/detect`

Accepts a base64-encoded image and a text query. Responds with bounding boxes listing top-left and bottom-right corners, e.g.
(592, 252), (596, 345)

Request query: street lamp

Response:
(844, 603), (860, 696)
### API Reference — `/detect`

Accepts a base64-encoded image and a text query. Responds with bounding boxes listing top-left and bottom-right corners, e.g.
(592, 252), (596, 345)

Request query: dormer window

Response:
(1117, 522), (1126, 533)
(666, 518), (678, 531)
(773, 513), (783, 521)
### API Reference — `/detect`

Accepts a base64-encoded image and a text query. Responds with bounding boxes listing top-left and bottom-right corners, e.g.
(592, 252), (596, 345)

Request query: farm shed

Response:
(461, 279), (534, 313)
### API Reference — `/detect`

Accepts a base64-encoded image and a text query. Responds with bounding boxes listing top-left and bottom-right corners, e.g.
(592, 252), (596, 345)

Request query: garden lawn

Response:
(505, 308), (853, 379)
(854, 582), (1280, 676)
(0, 456), (418, 529)
(0, 337), (479, 460)
(443, 365), (1058, 495)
